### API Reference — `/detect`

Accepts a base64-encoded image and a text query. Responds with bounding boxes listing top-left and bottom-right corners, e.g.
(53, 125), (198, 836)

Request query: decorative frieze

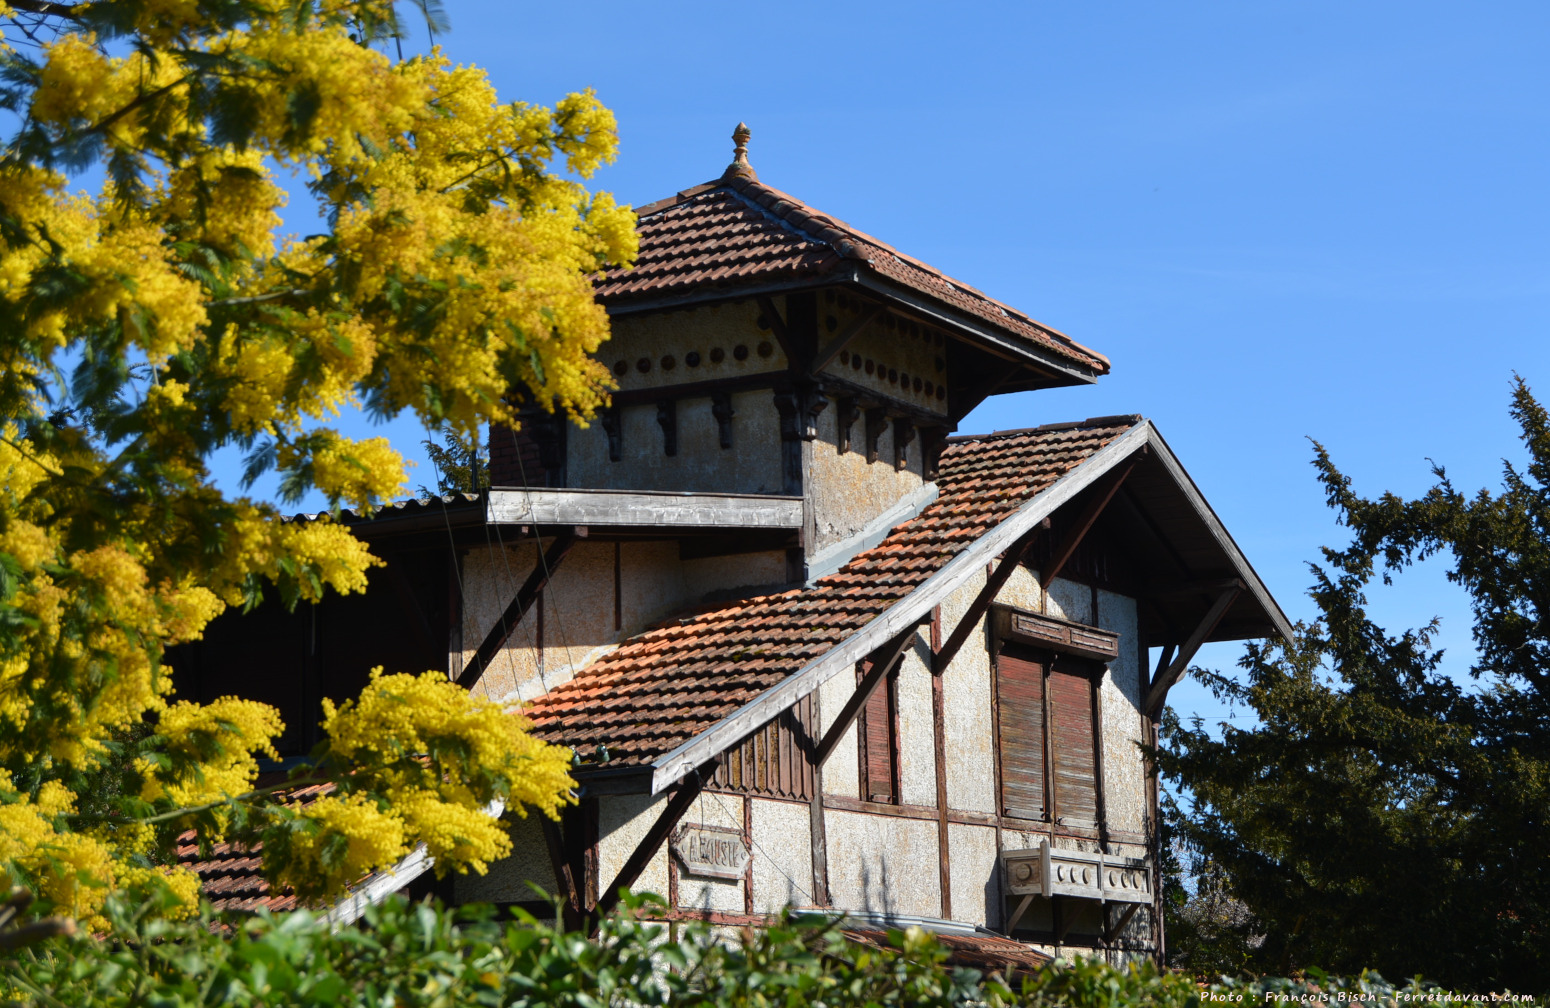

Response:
(1002, 840), (1150, 904)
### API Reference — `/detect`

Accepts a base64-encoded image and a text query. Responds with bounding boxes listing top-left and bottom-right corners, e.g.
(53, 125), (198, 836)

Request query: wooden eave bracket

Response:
(1143, 585), (1241, 718)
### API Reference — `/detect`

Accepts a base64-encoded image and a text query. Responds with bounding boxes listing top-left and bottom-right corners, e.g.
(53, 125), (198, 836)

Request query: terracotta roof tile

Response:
(525, 417), (1138, 766)
(180, 780), (332, 914)
(843, 928), (1052, 978)
(597, 178), (1109, 376)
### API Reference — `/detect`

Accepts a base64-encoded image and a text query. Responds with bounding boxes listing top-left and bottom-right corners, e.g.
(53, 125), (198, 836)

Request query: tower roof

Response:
(594, 126), (1109, 391)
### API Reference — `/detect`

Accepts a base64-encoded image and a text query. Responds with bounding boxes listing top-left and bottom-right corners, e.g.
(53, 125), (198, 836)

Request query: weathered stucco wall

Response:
(672, 792), (744, 913)
(600, 304), (783, 394)
(813, 291), (949, 417)
(464, 538), (771, 704)
(894, 633), (937, 807)
(818, 670), (860, 800)
(568, 390), (784, 494)
(749, 797), (815, 912)
(823, 809), (940, 918)
(804, 403), (925, 553)
(597, 793), (671, 904)
(1096, 589), (1146, 835)
(681, 550), (789, 603)
(947, 822), (999, 928)
(940, 566), (996, 815)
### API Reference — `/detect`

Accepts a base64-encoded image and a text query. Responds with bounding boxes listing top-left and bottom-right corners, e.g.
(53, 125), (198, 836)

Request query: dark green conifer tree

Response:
(1158, 378), (1550, 993)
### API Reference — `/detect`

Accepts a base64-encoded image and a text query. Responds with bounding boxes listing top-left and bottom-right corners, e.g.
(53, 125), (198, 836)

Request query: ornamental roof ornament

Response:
(721, 122), (757, 181)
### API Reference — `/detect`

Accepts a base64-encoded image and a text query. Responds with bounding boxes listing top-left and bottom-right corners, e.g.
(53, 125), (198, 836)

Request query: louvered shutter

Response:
(1049, 658), (1099, 827)
(996, 648), (1047, 820)
(858, 664), (897, 803)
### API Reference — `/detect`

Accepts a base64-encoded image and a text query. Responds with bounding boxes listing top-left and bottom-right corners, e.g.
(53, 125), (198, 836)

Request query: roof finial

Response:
(723, 122), (757, 181)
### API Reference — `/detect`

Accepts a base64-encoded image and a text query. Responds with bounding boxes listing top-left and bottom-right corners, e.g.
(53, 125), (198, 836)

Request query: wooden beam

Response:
(809, 764), (830, 906)
(1005, 893), (1034, 935)
(756, 295), (796, 365)
(811, 303), (882, 375)
(1039, 454), (1139, 589)
(590, 759), (718, 926)
(540, 816), (582, 931)
(459, 532), (578, 688)
(931, 644), (952, 920)
(488, 488), (803, 530)
(1144, 586), (1240, 717)
(1105, 901), (1142, 943)
(811, 625), (920, 768)
(932, 524), (1044, 675)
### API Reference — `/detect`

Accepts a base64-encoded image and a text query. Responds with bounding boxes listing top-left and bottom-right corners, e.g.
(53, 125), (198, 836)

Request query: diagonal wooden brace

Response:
(590, 757), (719, 927)
(1039, 454), (1139, 589)
(1144, 585), (1240, 717)
(458, 531), (579, 688)
(811, 624), (920, 769)
(931, 524), (1045, 675)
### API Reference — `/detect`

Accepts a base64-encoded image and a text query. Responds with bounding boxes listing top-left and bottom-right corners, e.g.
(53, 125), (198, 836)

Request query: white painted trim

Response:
(805, 482), (940, 584)
(487, 489), (803, 530)
(322, 800), (504, 929)
(647, 424), (1152, 794)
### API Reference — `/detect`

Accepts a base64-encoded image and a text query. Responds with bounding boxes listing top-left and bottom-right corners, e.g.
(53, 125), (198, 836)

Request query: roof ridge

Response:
(943, 415), (1143, 444)
(647, 176), (1107, 370)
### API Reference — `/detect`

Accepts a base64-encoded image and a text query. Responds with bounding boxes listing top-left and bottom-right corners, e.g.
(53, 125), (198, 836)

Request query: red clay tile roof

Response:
(180, 781), (333, 914)
(596, 176), (1109, 377)
(524, 417), (1138, 767)
(844, 928), (1053, 978)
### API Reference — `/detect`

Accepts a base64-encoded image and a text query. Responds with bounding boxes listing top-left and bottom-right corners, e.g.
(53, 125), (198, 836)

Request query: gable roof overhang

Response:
(595, 177), (1109, 398)
(544, 420), (1289, 798)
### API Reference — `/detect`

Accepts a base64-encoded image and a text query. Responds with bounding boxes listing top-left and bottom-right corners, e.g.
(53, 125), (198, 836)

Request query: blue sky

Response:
(254, 1), (1549, 724)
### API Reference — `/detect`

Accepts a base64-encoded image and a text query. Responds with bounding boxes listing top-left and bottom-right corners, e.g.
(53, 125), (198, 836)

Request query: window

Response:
(995, 644), (1101, 827)
(856, 660), (899, 803)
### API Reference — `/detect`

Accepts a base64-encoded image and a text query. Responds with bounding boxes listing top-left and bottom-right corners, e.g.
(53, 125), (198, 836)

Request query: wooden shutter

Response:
(996, 648), (1047, 820)
(858, 664), (898, 803)
(1049, 658), (1099, 827)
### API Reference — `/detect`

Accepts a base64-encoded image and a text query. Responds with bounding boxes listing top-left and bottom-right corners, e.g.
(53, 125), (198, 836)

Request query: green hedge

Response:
(1, 893), (1531, 1007)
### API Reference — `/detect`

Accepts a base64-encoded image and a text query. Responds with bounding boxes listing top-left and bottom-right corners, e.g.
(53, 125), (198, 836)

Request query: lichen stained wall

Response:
(823, 809), (940, 918)
(804, 397), (925, 554)
(568, 390), (784, 494)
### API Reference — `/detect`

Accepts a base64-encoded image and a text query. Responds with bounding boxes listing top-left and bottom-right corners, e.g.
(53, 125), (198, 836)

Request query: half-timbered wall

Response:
(459, 538), (788, 704)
